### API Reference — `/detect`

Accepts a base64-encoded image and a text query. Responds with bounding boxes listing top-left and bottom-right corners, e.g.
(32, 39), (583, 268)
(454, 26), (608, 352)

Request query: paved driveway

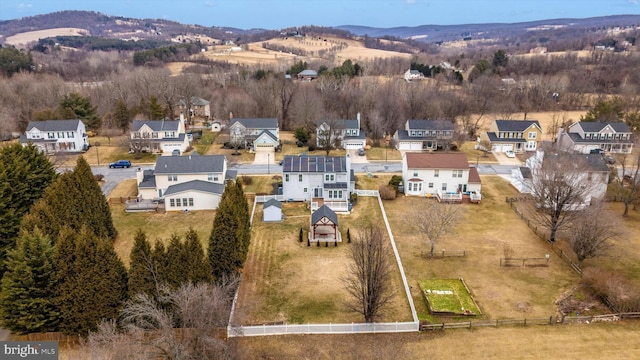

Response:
(253, 151), (274, 165)
(347, 149), (368, 163)
(493, 151), (523, 166)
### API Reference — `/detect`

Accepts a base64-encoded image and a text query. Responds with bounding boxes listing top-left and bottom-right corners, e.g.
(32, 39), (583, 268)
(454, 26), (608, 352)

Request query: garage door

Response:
(255, 144), (274, 152)
(501, 144), (513, 152)
(409, 142), (422, 150)
(491, 144), (502, 152)
(344, 141), (364, 149)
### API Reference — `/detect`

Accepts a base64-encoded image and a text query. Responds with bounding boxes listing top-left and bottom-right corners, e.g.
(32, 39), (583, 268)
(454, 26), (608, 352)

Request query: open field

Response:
(235, 321), (640, 359)
(384, 175), (580, 321)
(5, 28), (88, 47)
(234, 197), (413, 324)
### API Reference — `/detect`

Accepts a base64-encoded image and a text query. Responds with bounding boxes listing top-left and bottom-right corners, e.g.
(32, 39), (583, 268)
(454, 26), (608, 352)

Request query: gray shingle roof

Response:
(132, 120), (181, 132)
(486, 132), (527, 143)
(230, 118), (278, 129)
(323, 182), (348, 189)
(138, 169), (157, 188)
(494, 120), (541, 132)
(26, 119), (83, 132)
(298, 69), (318, 77)
(256, 130), (279, 142)
(576, 121), (631, 133)
(178, 96), (209, 106)
(319, 119), (359, 130)
(163, 180), (225, 196)
(282, 156), (348, 173)
(311, 204), (338, 225)
(264, 198), (282, 209)
(155, 155), (226, 174)
(544, 153), (610, 172)
(407, 119), (454, 131)
(566, 132), (633, 145)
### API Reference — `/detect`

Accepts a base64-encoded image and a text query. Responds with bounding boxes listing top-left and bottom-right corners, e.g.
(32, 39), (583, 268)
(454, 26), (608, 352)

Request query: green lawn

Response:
(419, 279), (481, 315)
(366, 146), (402, 161)
(459, 141), (498, 163)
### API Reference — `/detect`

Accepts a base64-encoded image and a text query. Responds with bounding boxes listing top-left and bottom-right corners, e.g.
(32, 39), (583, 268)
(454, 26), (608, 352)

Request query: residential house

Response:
(263, 199), (283, 222)
(281, 155), (354, 212)
(175, 96), (211, 119)
(297, 69), (318, 81)
(20, 119), (88, 153)
(229, 118), (280, 152)
(402, 152), (481, 202)
(135, 154), (236, 212)
(557, 121), (633, 154)
(404, 69), (424, 81)
(309, 205), (341, 243)
(130, 115), (189, 156)
(393, 119), (455, 151)
(480, 119), (542, 153)
(315, 113), (366, 150)
(511, 150), (609, 209)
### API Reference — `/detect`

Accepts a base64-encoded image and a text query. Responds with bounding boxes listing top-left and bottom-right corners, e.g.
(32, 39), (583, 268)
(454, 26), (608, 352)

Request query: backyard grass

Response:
(365, 146), (402, 161)
(234, 197), (413, 325)
(384, 175), (580, 321)
(108, 178), (138, 198)
(355, 174), (395, 190)
(459, 141), (498, 163)
(242, 174), (281, 194)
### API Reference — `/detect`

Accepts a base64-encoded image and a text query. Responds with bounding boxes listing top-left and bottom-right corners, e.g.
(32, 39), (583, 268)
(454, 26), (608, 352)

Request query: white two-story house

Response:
(229, 118), (280, 152)
(20, 119), (88, 153)
(393, 119), (455, 151)
(135, 154), (236, 212)
(557, 121), (633, 154)
(402, 152), (481, 202)
(130, 115), (189, 156)
(511, 150), (609, 210)
(282, 155), (355, 212)
(315, 113), (367, 150)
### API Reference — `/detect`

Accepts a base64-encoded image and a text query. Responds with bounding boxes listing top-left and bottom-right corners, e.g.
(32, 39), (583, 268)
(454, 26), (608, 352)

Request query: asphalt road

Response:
(93, 161), (520, 196)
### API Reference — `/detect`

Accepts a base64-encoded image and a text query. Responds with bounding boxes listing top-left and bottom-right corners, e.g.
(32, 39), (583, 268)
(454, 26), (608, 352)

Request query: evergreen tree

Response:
(152, 241), (169, 286)
(233, 181), (251, 264)
(208, 199), (240, 279)
(128, 229), (158, 297)
(113, 99), (132, 134)
(0, 144), (56, 275)
(21, 157), (116, 242)
(55, 227), (128, 335)
(0, 230), (59, 334)
(58, 92), (101, 131)
(165, 233), (188, 288)
(148, 95), (166, 120)
(183, 228), (212, 284)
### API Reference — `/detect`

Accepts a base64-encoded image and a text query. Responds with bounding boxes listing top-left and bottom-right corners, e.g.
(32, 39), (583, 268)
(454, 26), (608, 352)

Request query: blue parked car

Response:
(109, 160), (131, 168)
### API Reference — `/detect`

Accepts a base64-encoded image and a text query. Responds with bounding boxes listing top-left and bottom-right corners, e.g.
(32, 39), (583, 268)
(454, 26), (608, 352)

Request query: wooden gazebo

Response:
(309, 205), (341, 243)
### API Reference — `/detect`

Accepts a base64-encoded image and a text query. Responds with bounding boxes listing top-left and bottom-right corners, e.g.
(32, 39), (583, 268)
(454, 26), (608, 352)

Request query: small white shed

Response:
(263, 199), (282, 222)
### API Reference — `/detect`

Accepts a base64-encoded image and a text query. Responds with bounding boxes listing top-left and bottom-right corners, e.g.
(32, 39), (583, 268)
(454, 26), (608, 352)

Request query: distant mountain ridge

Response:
(1, 10), (639, 45)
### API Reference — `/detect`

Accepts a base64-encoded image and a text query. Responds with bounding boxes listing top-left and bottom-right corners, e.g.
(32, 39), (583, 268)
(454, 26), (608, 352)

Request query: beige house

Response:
(481, 119), (542, 153)
(135, 154), (236, 212)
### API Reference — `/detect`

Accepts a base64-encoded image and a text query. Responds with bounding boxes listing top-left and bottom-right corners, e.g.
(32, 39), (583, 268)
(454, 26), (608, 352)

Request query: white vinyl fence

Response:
(228, 321), (418, 337)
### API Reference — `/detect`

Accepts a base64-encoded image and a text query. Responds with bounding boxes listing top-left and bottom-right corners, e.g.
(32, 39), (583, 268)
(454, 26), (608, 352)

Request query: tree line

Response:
(0, 144), (251, 338)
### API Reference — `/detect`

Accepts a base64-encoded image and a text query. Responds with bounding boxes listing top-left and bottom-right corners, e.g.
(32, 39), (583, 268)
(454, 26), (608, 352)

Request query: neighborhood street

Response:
(92, 159), (520, 197)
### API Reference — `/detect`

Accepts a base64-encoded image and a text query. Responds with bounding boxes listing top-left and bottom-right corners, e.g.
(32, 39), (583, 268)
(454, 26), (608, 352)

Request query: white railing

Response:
(310, 201), (349, 212)
(255, 194), (285, 203)
(437, 190), (462, 202)
(355, 189), (379, 197)
(228, 321), (418, 337)
(470, 192), (482, 202)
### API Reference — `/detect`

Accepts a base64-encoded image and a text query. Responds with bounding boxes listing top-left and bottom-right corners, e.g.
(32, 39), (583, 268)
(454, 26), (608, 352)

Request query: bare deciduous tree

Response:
(568, 202), (624, 267)
(408, 200), (462, 256)
(342, 225), (394, 323)
(609, 144), (640, 217)
(527, 152), (603, 242)
(316, 118), (344, 155)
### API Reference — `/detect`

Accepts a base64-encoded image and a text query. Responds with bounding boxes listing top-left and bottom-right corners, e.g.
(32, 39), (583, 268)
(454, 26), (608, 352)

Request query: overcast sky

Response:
(1, 0), (639, 29)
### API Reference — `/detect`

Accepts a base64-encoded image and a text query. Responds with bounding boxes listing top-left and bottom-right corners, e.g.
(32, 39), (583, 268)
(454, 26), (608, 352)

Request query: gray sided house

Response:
(282, 155), (354, 212)
(135, 154), (235, 212)
(315, 113), (366, 150)
(557, 121), (633, 154)
(20, 119), (88, 153)
(229, 118), (280, 152)
(263, 198), (283, 222)
(393, 119), (455, 151)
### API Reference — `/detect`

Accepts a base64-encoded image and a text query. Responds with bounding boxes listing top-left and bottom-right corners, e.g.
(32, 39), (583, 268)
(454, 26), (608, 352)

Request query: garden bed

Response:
(419, 278), (482, 316)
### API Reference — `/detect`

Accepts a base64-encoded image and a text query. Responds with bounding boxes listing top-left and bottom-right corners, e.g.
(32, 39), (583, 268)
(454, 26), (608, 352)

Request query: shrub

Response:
(297, 141), (304, 147)
(308, 144), (316, 152)
(299, 228), (303, 242)
(583, 268), (640, 312)
(388, 175), (403, 192)
(379, 185), (397, 200)
(241, 175), (253, 185)
(94, 174), (105, 181)
(347, 228), (351, 243)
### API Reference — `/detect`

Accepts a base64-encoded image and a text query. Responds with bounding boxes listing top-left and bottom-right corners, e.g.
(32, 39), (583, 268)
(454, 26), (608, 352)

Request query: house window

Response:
(441, 183), (447, 191)
(528, 131), (537, 139)
(499, 133), (504, 138)
(168, 175), (177, 182)
(304, 188), (307, 193)
(67, 132), (74, 138)
(188, 198), (194, 206)
(413, 171), (418, 177)
(434, 170), (439, 178)
(134, 133), (141, 138)
(48, 132), (55, 139)
(325, 174), (335, 182)
(410, 131), (416, 136)
(176, 198), (181, 207)
(428, 183), (434, 188)
(152, 132), (158, 139)
(165, 131), (175, 137)
(183, 198), (188, 206)
(208, 173), (216, 181)
(58, 132), (64, 138)
(170, 199), (175, 207)
(299, 174), (303, 182)
(285, 174), (289, 182)
(452, 170), (463, 178)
